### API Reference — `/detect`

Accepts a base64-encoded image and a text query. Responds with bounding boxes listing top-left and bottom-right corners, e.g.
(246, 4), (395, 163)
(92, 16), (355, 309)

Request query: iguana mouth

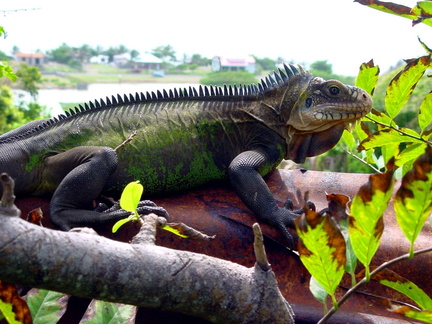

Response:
(313, 108), (369, 121)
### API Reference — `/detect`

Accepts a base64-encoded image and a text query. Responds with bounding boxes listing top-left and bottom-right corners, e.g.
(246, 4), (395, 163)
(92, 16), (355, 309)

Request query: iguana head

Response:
(284, 74), (372, 133)
(264, 64), (372, 163)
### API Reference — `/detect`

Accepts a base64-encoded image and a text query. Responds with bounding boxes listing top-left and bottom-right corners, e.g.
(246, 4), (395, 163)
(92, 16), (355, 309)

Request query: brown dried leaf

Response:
(354, 0), (416, 19)
(0, 280), (32, 324)
(326, 193), (350, 221)
(26, 208), (43, 226)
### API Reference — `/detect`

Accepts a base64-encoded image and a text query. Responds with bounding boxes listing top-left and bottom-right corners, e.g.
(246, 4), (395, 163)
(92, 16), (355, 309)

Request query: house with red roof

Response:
(212, 56), (256, 73)
(14, 52), (46, 67)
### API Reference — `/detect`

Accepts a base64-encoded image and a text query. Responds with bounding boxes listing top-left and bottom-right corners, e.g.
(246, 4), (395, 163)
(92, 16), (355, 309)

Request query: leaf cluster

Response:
(341, 56), (432, 177)
(296, 44), (432, 321)
(295, 146), (432, 322)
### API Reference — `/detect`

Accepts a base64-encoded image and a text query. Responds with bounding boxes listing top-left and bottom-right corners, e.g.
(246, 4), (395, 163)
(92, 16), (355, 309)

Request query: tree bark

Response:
(0, 174), (294, 323)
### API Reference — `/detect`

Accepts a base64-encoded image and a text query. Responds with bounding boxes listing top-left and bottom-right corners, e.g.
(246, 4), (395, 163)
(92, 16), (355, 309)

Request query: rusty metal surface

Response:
(14, 169), (431, 323)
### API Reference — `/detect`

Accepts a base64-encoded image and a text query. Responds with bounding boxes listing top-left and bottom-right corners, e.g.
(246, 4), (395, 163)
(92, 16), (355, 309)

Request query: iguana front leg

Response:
(228, 149), (298, 248)
(45, 146), (167, 230)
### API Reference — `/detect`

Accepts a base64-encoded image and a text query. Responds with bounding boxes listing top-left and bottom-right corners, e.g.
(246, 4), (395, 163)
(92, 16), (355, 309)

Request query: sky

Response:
(1, 0), (431, 76)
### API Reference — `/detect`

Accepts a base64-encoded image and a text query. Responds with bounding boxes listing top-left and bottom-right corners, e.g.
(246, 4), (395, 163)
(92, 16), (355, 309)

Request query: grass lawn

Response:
(39, 63), (205, 88)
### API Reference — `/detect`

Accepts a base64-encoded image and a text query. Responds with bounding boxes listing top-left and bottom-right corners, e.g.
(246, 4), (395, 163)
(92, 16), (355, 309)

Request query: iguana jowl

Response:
(0, 64), (372, 246)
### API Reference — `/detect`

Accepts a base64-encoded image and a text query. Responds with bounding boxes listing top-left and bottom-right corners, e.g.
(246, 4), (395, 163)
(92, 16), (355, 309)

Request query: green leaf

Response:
(26, 289), (68, 324)
(419, 91), (432, 132)
(394, 146), (432, 257)
(395, 307), (432, 322)
(359, 128), (424, 151)
(356, 60), (380, 95)
(413, 1), (432, 26)
(0, 281), (31, 324)
(355, 0), (432, 27)
(366, 109), (395, 127)
(348, 167), (395, 280)
(112, 214), (136, 233)
(341, 129), (356, 152)
(119, 181), (143, 212)
(385, 56), (431, 119)
(373, 268), (432, 310)
(81, 300), (136, 324)
(338, 218), (357, 286)
(295, 208), (346, 299)
(381, 142), (399, 165)
(309, 276), (328, 305)
(417, 1), (432, 14)
(395, 143), (427, 168)
(0, 63), (18, 82)
(0, 300), (22, 324)
(418, 37), (432, 55)
(160, 224), (189, 238)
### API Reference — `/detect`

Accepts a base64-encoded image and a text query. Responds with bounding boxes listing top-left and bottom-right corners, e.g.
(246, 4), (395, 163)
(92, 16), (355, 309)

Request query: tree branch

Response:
(0, 174), (294, 323)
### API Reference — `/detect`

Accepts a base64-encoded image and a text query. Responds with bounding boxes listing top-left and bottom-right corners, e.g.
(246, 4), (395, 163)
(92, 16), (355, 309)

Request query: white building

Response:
(89, 55), (109, 64)
(212, 56), (256, 73)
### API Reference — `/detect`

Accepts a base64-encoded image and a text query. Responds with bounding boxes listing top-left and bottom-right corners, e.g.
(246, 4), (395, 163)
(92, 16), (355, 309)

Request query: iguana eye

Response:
(329, 86), (340, 96)
(305, 98), (313, 108)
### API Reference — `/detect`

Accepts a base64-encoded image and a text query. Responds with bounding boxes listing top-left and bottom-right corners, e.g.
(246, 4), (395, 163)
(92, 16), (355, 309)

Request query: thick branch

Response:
(0, 176), (293, 323)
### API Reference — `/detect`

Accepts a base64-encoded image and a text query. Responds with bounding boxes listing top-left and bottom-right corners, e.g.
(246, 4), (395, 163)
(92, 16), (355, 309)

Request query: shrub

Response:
(200, 71), (257, 86)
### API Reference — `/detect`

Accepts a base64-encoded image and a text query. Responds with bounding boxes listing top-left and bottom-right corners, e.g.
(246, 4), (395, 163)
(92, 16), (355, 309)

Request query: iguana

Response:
(0, 64), (372, 247)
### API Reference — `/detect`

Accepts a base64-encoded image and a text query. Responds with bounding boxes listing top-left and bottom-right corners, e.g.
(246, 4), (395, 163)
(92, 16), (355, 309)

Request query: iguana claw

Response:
(98, 200), (170, 220)
(283, 199), (316, 213)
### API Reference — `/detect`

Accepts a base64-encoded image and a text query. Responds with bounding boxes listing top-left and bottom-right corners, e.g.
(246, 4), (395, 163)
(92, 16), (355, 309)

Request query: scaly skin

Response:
(0, 64), (372, 247)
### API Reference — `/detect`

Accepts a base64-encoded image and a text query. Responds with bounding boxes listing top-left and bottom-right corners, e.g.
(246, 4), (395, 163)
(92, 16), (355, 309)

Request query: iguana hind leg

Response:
(45, 146), (167, 231)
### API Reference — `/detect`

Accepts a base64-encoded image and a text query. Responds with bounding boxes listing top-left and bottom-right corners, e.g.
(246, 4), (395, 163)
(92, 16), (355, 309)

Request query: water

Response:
(13, 83), (197, 117)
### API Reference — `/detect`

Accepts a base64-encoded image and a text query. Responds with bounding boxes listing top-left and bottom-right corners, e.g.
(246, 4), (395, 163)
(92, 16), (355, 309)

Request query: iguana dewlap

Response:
(0, 64), (372, 247)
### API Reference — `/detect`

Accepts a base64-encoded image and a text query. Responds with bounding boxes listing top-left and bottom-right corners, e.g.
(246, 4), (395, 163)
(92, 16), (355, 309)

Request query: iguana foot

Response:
(269, 200), (316, 249)
(283, 199), (316, 214)
(99, 200), (170, 220)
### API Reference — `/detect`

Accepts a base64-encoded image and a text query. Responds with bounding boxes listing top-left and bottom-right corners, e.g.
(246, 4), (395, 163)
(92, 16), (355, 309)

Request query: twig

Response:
(253, 223), (271, 271)
(115, 131), (137, 152)
(0, 173), (20, 217)
(318, 246), (432, 323)
(365, 115), (432, 146)
(339, 285), (422, 311)
(0, 173), (15, 208)
(343, 148), (382, 173)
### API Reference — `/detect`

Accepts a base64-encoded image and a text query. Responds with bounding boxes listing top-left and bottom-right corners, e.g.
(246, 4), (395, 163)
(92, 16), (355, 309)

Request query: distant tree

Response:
(48, 43), (75, 64)
(190, 54), (210, 66)
(310, 60), (333, 74)
(0, 86), (24, 132)
(254, 56), (276, 71)
(151, 45), (176, 62)
(309, 60), (354, 85)
(130, 49), (139, 61)
(0, 50), (11, 61)
(175, 63), (188, 71)
(47, 43), (82, 69)
(12, 46), (20, 54)
(77, 44), (96, 63)
(15, 63), (42, 99)
(103, 45), (129, 62)
(0, 86), (48, 133)
(94, 45), (104, 56)
(188, 63), (198, 71)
